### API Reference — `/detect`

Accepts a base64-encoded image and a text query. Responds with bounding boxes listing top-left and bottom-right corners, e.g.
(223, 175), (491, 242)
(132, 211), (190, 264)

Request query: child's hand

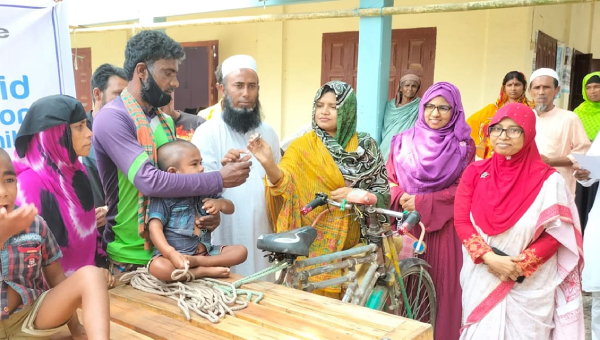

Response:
(0, 203), (38, 237)
(202, 198), (223, 215)
(103, 268), (116, 288)
(166, 250), (188, 270)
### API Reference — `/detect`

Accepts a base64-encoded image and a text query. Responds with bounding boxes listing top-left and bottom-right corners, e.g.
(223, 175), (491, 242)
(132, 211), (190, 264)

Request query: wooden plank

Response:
(109, 298), (228, 340)
(50, 318), (152, 340)
(235, 287), (394, 337)
(110, 286), (297, 340)
(112, 285), (371, 339)
(241, 280), (408, 329)
(239, 286), (404, 335)
(230, 299), (376, 340)
(109, 276), (431, 340)
(382, 324), (433, 340)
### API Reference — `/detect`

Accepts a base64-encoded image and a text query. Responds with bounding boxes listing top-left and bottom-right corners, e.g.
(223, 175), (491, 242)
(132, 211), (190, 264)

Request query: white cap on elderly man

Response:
(221, 55), (258, 79)
(530, 68), (560, 83)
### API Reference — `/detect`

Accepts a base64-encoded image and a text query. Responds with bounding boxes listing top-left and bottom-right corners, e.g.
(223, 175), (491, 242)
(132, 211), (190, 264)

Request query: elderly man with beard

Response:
(192, 55), (281, 277)
(530, 68), (590, 196)
(93, 31), (251, 275)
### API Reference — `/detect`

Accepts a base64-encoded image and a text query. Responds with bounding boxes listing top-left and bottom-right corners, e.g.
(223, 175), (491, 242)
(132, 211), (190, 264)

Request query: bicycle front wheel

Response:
(368, 264), (437, 331)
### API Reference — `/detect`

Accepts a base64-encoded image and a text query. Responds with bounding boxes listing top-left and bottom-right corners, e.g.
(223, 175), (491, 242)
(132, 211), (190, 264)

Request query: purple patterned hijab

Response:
(389, 82), (474, 194)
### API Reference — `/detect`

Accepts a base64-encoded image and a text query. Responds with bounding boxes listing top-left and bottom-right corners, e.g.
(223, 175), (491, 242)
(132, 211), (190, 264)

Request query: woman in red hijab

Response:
(454, 103), (584, 339)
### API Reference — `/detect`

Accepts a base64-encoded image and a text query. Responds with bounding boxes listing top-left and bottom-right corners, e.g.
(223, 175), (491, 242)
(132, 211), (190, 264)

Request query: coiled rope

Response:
(119, 261), (290, 323)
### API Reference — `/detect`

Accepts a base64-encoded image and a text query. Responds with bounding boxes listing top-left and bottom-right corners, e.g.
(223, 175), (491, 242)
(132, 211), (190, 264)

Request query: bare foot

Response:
(190, 266), (230, 278)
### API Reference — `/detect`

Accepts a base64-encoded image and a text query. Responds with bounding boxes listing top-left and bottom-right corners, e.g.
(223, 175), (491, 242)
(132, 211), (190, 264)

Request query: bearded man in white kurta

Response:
(192, 55), (280, 277)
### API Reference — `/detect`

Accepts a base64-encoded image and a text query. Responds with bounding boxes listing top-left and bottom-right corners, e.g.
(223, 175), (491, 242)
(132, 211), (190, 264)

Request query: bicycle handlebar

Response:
(300, 193), (421, 231)
(300, 193), (353, 215)
(299, 195), (328, 215)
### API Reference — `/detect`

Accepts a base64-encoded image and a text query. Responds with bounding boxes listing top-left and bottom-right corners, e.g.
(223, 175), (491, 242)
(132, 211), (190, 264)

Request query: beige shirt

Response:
(535, 106), (591, 195)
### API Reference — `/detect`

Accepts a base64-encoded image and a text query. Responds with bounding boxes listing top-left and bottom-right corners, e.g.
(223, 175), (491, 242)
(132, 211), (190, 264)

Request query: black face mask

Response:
(140, 70), (172, 108)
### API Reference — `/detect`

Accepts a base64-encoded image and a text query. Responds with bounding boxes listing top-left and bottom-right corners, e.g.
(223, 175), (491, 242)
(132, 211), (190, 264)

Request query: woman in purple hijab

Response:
(387, 82), (475, 340)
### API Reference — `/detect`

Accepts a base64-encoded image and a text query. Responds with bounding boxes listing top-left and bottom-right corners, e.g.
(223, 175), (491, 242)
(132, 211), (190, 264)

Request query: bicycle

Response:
(256, 189), (437, 332)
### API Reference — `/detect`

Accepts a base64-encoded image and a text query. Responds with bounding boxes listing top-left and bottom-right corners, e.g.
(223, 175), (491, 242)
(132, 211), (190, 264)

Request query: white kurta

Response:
(580, 137), (600, 292)
(191, 116), (280, 277)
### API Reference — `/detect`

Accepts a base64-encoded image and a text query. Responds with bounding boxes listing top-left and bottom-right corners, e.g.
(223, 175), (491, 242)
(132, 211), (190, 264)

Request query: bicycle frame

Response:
(275, 200), (420, 317)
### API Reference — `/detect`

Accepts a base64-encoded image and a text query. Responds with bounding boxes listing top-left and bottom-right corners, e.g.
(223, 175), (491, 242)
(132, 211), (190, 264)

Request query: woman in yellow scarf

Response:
(248, 81), (390, 297)
(467, 71), (533, 159)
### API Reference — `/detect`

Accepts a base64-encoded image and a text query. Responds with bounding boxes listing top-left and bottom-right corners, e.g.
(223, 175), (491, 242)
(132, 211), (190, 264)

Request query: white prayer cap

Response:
(530, 68), (560, 84)
(221, 55), (258, 79)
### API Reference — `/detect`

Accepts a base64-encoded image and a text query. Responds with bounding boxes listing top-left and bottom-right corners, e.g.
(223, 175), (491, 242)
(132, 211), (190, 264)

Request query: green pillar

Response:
(356, 0), (392, 144)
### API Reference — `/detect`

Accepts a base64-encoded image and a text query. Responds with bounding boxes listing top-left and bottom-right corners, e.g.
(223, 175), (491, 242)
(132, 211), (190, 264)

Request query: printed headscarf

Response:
(312, 81), (390, 207)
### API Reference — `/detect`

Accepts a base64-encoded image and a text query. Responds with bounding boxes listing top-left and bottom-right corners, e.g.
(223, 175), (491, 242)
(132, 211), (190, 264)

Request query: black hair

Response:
(321, 86), (336, 96)
(502, 71), (527, 88)
(587, 75), (600, 86)
(123, 30), (185, 81)
(90, 64), (128, 104)
(156, 139), (197, 171)
(215, 64), (223, 85)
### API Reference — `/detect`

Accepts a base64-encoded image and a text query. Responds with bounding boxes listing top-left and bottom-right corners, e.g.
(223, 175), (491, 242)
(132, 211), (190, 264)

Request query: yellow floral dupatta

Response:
(266, 131), (360, 293)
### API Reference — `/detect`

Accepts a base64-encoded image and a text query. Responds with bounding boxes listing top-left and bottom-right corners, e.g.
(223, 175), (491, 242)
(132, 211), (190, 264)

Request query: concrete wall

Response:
(71, 29), (130, 72)
(592, 4), (600, 56)
(70, 1), (597, 139)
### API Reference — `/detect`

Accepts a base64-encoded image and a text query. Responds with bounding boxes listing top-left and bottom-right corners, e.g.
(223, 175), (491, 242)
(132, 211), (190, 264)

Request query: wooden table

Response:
(53, 277), (433, 340)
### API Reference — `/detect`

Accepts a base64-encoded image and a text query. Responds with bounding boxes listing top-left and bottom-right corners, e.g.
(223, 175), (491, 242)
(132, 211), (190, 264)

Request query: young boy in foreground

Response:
(0, 148), (109, 339)
(148, 140), (247, 281)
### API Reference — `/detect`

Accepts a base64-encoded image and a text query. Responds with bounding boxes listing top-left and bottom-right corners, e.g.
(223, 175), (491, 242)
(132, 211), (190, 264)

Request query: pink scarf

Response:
(14, 124), (97, 276)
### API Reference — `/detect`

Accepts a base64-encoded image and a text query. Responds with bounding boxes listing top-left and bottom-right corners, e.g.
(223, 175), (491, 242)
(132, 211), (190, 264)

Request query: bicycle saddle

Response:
(345, 189), (378, 206)
(257, 226), (317, 257)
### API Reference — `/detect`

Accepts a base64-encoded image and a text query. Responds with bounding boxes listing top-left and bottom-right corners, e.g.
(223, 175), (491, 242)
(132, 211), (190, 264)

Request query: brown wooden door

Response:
(178, 41), (219, 113)
(569, 51), (593, 111)
(389, 28), (436, 100)
(535, 31), (557, 70)
(321, 28), (436, 99)
(321, 32), (359, 89)
(592, 59), (600, 72)
(72, 48), (92, 112)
